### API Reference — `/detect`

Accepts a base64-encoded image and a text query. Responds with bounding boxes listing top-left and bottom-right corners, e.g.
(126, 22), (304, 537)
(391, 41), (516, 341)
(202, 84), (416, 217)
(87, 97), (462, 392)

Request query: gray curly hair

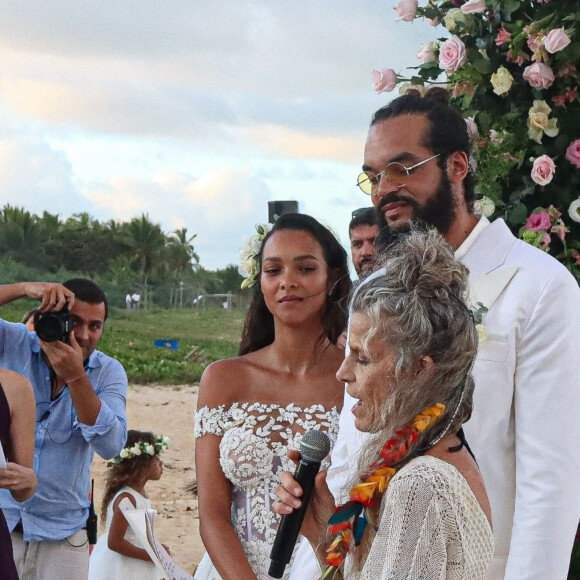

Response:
(352, 226), (477, 456)
(346, 227), (478, 571)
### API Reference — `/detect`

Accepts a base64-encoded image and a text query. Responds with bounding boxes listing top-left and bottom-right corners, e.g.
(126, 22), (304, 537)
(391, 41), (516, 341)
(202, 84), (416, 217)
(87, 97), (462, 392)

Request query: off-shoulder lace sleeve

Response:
(360, 456), (493, 580)
(194, 405), (229, 437)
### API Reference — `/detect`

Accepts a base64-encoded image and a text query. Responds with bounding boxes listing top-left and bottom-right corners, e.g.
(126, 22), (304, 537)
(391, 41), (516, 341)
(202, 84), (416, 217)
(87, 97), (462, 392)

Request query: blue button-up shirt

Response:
(0, 319), (127, 541)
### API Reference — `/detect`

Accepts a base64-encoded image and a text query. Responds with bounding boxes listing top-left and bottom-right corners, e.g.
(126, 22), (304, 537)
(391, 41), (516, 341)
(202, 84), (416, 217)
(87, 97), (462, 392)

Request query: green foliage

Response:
(389, 1), (580, 282)
(101, 308), (244, 383)
(0, 205), (245, 307)
(0, 303), (244, 384)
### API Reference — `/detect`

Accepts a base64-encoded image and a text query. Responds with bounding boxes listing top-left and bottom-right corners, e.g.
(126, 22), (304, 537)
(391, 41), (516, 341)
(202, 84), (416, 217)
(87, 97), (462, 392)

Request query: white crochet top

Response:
(357, 455), (494, 580)
(194, 402), (339, 580)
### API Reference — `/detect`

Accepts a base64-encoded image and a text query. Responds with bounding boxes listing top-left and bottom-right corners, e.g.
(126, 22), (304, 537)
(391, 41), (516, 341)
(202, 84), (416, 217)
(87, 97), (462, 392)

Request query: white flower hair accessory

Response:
(107, 434), (170, 467)
(238, 223), (273, 289)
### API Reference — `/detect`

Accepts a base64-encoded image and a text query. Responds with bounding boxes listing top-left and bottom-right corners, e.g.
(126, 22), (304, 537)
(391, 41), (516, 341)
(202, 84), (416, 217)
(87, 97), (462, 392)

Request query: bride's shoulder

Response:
(198, 355), (259, 407)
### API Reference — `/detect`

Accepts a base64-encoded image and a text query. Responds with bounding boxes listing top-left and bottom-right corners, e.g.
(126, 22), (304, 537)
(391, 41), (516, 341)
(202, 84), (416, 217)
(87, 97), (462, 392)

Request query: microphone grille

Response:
(299, 430), (331, 462)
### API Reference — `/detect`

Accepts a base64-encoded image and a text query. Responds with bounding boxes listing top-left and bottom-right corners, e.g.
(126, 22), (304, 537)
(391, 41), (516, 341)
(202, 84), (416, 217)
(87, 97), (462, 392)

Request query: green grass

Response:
(1, 303), (244, 384)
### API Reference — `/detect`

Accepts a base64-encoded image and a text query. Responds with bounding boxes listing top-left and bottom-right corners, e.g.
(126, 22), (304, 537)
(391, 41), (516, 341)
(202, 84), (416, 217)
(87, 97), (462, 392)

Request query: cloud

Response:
(85, 166), (273, 269)
(0, 1), (441, 269)
(0, 2), (439, 145)
(0, 135), (91, 216)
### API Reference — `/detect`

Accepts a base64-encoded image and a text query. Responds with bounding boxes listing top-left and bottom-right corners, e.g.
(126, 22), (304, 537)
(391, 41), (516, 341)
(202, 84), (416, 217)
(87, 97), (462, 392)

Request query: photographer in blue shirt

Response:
(0, 279), (128, 580)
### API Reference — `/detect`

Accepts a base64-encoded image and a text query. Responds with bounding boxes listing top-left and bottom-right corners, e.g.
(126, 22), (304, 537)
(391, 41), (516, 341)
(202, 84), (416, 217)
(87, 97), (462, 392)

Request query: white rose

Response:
(490, 66), (514, 96)
(249, 234), (262, 254)
(119, 448), (129, 458)
(145, 444), (155, 456)
(131, 444), (142, 456)
(474, 196), (495, 218)
(568, 198), (580, 223)
(238, 259), (253, 278)
(416, 42), (438, 63)
(443, 8), (467, 33)
(398, 83), (426, 97)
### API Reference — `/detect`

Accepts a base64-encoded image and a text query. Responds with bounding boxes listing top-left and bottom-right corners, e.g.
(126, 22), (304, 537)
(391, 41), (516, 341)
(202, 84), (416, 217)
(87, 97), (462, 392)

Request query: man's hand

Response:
(0, 462), (37, 502)
(39, 331), (85, 383)
(24, 282), (75, 312)
(0, 281), (75, 310)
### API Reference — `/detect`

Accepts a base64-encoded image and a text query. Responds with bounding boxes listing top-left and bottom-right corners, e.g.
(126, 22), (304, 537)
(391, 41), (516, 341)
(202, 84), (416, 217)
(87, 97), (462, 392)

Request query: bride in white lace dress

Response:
(194, 214), (351, 580)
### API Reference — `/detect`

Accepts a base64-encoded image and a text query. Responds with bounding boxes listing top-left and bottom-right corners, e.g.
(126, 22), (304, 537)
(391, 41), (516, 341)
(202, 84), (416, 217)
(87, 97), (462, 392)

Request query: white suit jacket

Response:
(291, 218), (580, 580)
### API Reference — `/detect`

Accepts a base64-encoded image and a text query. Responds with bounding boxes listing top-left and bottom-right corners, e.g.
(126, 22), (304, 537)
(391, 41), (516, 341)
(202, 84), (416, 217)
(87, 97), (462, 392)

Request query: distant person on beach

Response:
(0, 367), (37, 580)
(131, 292), (141, 311)
(194, 213), (351, 580)
(88, 430), (170, 580)
(126, 292), (133, 311)
(0, 278), (128, 580)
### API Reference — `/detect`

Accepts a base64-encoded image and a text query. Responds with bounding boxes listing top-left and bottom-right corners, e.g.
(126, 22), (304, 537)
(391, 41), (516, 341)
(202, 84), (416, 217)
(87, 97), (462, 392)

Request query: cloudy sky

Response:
(0, 1), (441, 270)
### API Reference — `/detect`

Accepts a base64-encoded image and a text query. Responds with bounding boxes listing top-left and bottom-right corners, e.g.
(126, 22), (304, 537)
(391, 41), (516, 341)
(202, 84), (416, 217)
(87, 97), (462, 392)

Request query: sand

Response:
(90, 384), (203, 576)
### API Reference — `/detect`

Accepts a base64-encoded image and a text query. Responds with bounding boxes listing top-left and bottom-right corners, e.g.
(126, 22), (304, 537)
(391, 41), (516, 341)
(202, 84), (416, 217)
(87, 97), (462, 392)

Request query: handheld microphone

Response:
(268, 430), (331, 578)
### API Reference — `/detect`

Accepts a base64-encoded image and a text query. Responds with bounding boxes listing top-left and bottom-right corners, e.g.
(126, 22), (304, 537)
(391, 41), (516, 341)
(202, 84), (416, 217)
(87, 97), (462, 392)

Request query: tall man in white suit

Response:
(291, 91), (580, 579)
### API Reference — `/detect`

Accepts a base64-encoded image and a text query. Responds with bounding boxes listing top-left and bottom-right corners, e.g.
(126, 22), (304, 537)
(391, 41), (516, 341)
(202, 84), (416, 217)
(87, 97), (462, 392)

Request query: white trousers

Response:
(11, 528), (89, 580)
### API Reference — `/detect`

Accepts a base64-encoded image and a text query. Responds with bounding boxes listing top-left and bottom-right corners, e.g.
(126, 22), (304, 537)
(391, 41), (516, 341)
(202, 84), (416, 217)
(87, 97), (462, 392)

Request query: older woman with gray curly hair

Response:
(274, 228), (494, 580)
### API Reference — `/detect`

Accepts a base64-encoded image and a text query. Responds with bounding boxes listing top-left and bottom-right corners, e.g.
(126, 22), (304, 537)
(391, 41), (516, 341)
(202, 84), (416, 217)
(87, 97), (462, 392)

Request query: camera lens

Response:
(34, 310), (70, 342)
(36, 316), (62, 342)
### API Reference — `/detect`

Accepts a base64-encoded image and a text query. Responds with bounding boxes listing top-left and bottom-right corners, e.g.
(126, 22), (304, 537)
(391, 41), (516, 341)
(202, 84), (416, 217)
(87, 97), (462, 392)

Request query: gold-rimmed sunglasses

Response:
(356, 154), (440, 195)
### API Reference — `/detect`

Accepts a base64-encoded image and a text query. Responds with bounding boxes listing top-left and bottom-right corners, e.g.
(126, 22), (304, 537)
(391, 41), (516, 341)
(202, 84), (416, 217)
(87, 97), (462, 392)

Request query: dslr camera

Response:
(34, 308), (72, 342)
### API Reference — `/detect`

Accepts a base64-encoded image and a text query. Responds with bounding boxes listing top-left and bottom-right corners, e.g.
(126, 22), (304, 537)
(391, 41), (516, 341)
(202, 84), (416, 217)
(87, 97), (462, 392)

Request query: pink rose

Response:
(495, 26), (511, 46)
(523, 62), (554, 89)
(544, 28), (571, 54)
(507, 51), (528, 66)
(525, 210), (552, 232)
(565, 139), (580, 168)
(527, 34), (544, 59)
(531, 155), (556, 186)
(393, 0), (418, 21)
(461, 0), (486, 14)
(551, 220), (569, 241)
(439, 35), (467, 73)
(372, 69), (397, 94)
(540, 233), (551, 251)
(426, 17), (439, 26)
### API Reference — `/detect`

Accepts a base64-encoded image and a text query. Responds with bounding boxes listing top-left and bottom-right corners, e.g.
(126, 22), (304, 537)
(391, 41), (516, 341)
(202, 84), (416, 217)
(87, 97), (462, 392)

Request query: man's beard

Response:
(374, 171), (456, 253)
(357, 257), (376, 278)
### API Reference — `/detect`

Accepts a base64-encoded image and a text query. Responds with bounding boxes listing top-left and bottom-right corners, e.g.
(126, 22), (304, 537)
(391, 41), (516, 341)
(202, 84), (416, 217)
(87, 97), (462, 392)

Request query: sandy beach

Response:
(90, 384), (202, 576)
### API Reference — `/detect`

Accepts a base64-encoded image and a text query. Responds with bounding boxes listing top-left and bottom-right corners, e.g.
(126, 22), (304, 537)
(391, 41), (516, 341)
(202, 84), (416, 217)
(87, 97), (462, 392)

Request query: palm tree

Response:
(164, 227), (199, 307)
(0, 205), (52, 269)
(127, 215), (166, 307)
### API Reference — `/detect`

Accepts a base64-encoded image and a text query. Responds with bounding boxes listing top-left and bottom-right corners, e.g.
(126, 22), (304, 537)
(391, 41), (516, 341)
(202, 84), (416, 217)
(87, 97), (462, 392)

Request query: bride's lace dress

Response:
(194, 401), (339, 580)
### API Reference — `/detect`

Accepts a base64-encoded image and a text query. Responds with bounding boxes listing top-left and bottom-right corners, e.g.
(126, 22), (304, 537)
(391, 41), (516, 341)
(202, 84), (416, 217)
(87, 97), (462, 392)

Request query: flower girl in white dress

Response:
(88, 430), (170, 580)
(194, 213), (352, 580)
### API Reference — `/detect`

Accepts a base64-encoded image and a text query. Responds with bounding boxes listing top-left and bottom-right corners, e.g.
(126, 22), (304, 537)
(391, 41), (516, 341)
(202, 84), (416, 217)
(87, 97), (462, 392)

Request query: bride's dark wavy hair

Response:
(239, 213), (351, 355)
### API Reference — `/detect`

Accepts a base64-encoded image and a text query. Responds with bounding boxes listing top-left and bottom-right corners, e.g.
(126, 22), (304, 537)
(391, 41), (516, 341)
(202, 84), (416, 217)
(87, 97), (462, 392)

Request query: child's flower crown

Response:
(107, 434), (170, 468)
(238, 223), (273, 289)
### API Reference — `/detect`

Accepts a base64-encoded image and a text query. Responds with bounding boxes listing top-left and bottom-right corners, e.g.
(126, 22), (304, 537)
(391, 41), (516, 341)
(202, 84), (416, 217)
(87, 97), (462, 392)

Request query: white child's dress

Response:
(88, 486), (163, 580)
